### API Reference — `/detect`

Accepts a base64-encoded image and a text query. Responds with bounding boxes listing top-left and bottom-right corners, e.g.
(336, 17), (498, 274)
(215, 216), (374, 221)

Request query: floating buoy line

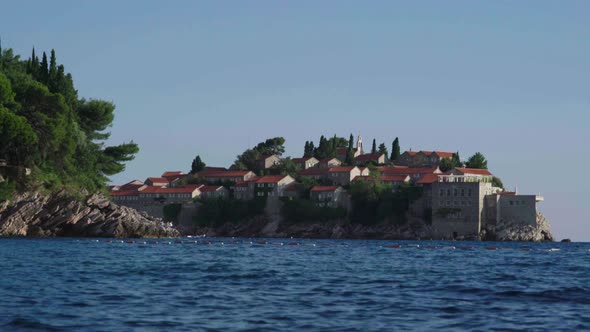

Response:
(81, 239), (579, 252)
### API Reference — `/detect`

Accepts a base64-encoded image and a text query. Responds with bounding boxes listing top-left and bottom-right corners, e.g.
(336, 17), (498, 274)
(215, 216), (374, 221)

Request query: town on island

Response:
(109, 135), (549, 241)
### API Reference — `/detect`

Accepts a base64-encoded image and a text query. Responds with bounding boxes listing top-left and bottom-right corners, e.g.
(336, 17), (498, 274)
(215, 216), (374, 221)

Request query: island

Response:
(0, 45), (553, 241)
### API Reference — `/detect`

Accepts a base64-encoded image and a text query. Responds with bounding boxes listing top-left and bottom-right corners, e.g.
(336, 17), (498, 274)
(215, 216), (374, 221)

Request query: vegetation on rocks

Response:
(0, 44), (138, 197)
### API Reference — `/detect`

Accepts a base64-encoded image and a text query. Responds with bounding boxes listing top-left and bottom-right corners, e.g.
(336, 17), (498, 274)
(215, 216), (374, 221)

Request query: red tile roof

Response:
(292, 157), (316, 163)
(403, 151), (418, 156)
(299, 168), (329, 176)
(201, 171), (253, 178)
(200, 185), (225, 193)
(381, 167), (440, 175)
(421, 151), (454, 158)
(141, 184), (203, 194)
(310, 186), (341, 192)
(284, 183), (302, 191)
(147, 177), (169, 183)
(336, 147), (356, 154)
(255, 175), (291, 183)
(110, 190), (139, 197)
(416, 173), (440, 184)
(328, 166), (357, 173)
(454, 168), (493, 176)
(381, 175), (410, 182)
(352, 175), (370, 182)
(161, 171), (183, 177)
(354, 153), (385, 162)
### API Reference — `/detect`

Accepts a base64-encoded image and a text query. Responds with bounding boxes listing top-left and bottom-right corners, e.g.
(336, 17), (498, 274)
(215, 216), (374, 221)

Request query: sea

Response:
(0, 238), (588, 332)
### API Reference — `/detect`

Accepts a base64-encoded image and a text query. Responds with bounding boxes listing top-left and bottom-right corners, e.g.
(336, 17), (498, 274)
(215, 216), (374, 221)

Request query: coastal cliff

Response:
(480, 212), (554, 242)
(0, 192), (179, 238)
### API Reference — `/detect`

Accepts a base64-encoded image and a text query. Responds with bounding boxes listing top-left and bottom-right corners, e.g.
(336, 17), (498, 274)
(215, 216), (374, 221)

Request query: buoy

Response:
(288, 242), (299, 246)
(256, 241), (268, 245)
(425, 245), (436, 249)
(125, 240), (134, 244)
(386, 245), (401, 248)
(485, 247), (497, 250)
(548, 248), (560, 252)
(407, 244), (420, 248)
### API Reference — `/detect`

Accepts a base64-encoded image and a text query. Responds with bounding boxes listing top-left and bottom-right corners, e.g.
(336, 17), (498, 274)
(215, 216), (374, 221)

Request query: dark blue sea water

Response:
(0, 238), (588, 331)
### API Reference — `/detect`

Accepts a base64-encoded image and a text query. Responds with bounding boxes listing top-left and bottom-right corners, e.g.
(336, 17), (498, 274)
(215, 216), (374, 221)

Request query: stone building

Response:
(257, 154), (281, 171)
(292, 157), (319, 170)
(354, 153), (387, 165)
(318, 158), (342, 168)
(327, 166), (362, 185)
(253, 175), (296, 198)
(397, 150), (454, 167)
(310, 186), (347, 208)
(200, 170), (256, 183)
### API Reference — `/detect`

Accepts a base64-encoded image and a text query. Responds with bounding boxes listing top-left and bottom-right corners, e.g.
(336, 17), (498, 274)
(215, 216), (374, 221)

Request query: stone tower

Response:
(356, 135), (363, 154)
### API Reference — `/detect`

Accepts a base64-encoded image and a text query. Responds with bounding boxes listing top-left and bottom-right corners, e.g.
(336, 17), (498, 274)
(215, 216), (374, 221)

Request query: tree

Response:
(190, 155), (206, 174)
(271, 157), (300, 176)
(40, 51), (49, 83)
(234, 137), (286, 171)
(439, 157), (454, 172)
(466, 152), (488, 169)
(492, 176), (504, 189)
(390, 137), (400, 161)
(378, 143), (388, 157)
(303, 141), (311, 157)
(452, 152), (461, 167)
(345, 133), (354, 165)
(371, 139), (377, 154)
(77, 99), (115, 141)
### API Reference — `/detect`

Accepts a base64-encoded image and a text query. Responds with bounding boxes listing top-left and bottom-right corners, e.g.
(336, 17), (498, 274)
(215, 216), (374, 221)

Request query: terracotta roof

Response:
(352, 175), (370, 182)
(498, 191), (517, 196)
(403, 151), (418, 156)
(328, 166), (357, 173)
(376, 166), (407, 172)
(284, 183), (302, 191)
(200, 185), (225, 193)
(292, 157), (316, 163)
(381, 175), (410, 182)
(454, 168), (493, 176)
(310, 186), (341, 192)
(201, 171), (252, 178)
(161, 171), (183, 177)
(354, 153), (385, 162)
(233, 181), (250, 187)
(336, 147), (356, 154)
(381, 167), (440, 175)
(299, 168), (329, 176)
(110, 190), (139, 197)
(320, 158), (340, 162)
(141, 184), (203, 194)
(255, 175), (291, 184)
(416, 173), (440, 184)
(147, 177), (169, 183)
(421, 151), (454, 158)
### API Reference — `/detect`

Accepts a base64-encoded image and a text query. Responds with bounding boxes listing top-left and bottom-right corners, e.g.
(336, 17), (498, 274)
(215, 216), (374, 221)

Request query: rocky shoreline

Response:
(0, 191), (179, 238)
(0, 192), (553, 241)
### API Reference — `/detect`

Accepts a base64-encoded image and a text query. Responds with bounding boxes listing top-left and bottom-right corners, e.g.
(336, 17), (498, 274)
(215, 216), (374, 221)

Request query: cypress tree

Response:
(40, 51), (49, 83)
(371, 139), (377, 154)
(345, 134), (354, 164)
(30, 47), (39, 77)
(452, 151), (461, 167)
(391, 137), (400, 161)
(378, 143), (388, 157)
(49, 49), (57, 84)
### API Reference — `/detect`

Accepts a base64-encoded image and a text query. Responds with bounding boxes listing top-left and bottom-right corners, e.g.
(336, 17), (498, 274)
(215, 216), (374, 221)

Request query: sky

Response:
(1, 1), (589, 241)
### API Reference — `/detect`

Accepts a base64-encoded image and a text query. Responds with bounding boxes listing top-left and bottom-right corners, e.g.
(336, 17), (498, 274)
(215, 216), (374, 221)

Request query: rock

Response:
(0, 191), (179, 238)
(561, 238), (572, 243)
(493, 211), (554, 242)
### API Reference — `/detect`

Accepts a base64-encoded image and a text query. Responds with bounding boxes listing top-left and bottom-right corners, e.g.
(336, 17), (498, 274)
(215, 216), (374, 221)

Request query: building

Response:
(138, 184), (203, 202)
(310, 186), (347, 208)
(484, 191), (544, 228)
(292, 157), (319, 170)
(145, 177), (169, 187)
(199, 185), (229, 199)
(200, 170), (257, 183)
(327, 166), (361, 185)
(318, 158), (342, 168)
(298, 167), (329, 182)
(161, 171), (186, 187)
(253, 175), (296, 198)
(354, 153), (387, 165)
(380, 166), (442, 182)
(430, 175), (495, 239)
(397, 150), (454, 167)
(257, 154), (281, 171)
(232, 177), (259, 200)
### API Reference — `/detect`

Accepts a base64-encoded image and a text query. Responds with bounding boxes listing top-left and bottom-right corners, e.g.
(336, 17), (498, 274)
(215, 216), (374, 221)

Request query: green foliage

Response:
(345, 134), (354, 165)
(378, 143), (388, 157)
(466, 152), (488, 169)
(439, 157), (454, 172)
(371, 139), (377, 154)
(163, 203), (183, 223)
(270, 157), (300, 176)
(0, 178), (16, 201)
(195, 197), (266, 227)
(311, 134), (347, 160)
(190, 155), (206, 174)
(0, 45), (138, 193)
(492, 176), (504, 189)
(390, 137), (400, 161)
(281, 198), (347, 223)
(452, 152), (461, 167)
(234, 137), (285, 170)
(349, 181), (423, 225)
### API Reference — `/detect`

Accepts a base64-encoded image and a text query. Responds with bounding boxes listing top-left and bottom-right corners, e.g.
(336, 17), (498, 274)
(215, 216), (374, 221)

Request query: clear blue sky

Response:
(2, 1), (589, 240)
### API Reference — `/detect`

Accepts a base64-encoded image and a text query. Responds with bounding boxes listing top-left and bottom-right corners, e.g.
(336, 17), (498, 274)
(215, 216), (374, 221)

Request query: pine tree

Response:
(390, 137), (400, 161)
(371, 139), (376, 154)
(30, 47), (39, 77)
(466, 152), (487, 169)
(345, 134), (354, 165)
(190, 155), (206, 174)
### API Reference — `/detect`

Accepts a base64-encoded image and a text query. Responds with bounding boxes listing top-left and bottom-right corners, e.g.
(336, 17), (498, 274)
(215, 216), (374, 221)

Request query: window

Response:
(439, 189), (444, 197)
(454, 189), (458, 197)
(447, 189), (451, 196)
(468, 189), (472, 197)
(461, 189), (464, 196)
(510, 200), (514, 205)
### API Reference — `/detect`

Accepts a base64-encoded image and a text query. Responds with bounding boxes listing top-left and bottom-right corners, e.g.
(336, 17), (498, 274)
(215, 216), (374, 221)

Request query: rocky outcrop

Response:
(481, 212), (554, 242)
(0, 191), (179, 238)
